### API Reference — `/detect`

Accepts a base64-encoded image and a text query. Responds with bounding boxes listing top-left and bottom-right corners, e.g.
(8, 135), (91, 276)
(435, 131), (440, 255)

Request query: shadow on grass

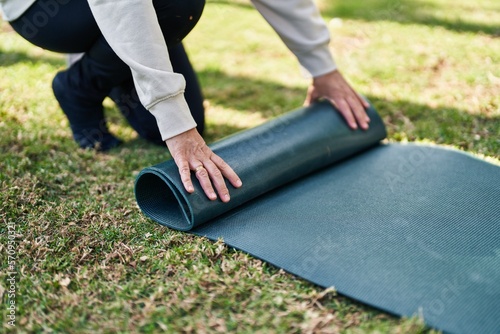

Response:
(0, 48), (63, 67)
(321, 0), (500, 37)
(196, 68), (306, 118)
(192, 70), (499, 154)
(8, 67), (490, 156)
(368, 96), (498, 151)
(120, 99), (497, 158)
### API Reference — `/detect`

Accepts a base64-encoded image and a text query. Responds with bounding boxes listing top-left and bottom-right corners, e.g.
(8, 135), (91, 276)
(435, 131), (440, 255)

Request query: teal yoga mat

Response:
(135, 101), (500, 334)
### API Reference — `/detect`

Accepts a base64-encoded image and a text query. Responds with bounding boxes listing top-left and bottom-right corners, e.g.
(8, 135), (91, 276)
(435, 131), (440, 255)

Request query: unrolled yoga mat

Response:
(135, 101), (500, 334)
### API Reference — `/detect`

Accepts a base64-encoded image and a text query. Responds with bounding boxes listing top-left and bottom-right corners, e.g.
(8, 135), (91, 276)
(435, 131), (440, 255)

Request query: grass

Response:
(1, 0), (499, 332)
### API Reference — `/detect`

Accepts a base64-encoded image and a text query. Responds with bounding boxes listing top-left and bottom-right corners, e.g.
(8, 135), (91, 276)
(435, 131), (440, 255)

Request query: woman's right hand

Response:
(165, 128), (242, 202)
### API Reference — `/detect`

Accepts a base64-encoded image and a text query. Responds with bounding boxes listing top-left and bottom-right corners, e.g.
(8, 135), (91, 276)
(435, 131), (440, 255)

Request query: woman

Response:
(1, 0), (370, 203)
(2, 0), (206, 150)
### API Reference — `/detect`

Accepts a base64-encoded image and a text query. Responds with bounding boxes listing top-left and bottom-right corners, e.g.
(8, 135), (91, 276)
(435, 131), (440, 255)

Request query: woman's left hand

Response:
(304, 69), (370, 130)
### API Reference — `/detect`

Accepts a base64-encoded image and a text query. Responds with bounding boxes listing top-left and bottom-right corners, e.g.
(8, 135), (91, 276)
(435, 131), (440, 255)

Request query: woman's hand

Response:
(305, 69), (370, 130)
(165, 128), (242, 202)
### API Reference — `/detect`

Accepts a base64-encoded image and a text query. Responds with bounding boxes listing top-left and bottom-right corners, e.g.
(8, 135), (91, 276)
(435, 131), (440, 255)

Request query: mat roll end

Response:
(135, 169), (194, 231)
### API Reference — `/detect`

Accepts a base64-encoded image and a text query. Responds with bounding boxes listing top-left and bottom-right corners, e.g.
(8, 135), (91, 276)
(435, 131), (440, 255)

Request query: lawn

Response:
(1, 0), (499, 332)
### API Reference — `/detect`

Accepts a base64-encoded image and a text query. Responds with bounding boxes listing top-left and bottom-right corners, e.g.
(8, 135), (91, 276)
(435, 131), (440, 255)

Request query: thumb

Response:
(304, 86), (318, 106)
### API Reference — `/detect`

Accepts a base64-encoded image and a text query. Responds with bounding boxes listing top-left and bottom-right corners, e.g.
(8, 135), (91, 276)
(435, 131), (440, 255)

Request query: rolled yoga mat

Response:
(135, 101), (500, 334)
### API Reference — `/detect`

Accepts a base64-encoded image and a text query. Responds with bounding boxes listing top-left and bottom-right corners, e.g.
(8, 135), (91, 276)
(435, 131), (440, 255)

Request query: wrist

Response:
(165, 127), (202, 148)
(312, 69), (342, 88)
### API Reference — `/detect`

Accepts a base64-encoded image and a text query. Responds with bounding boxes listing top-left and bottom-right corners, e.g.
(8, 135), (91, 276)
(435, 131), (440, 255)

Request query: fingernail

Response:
(366, 117), (371, 123)
(187, 185), (194, 192)
(351, 124), (358, 130)
(224, 194), (230, 202)
(236, 179), (242, 187)
(210, 192), (217, 200)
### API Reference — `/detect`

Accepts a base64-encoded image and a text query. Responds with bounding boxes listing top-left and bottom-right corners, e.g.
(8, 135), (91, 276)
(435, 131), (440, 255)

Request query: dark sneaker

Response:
(52, 71), (122, 151)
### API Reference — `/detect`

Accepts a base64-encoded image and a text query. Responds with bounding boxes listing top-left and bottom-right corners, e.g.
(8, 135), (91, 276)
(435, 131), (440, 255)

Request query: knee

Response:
(154, 0), (206, 45)
(192, 0), (206, 15)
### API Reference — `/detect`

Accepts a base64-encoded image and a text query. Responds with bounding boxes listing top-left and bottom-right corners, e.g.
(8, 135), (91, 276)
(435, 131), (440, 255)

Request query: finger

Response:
(347, 95), (370, 130)
(177, 158), (194, 193)
(304, 95), (311, 107)
(191, 163), (217, 201)
(202, 159), (231, 203)
(357, 93), (370, 109)
(211, 153), (242, 189)
(304, 86), (321, 107)
(329, 98), (358, 130)
(304, 88), (313, 106)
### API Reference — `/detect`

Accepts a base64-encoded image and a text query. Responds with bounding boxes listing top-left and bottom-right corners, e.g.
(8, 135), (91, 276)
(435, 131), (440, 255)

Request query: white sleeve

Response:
(250, 0), (337, 77)
(87, 0), (196, 141)
(0, 0), (36, 21)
